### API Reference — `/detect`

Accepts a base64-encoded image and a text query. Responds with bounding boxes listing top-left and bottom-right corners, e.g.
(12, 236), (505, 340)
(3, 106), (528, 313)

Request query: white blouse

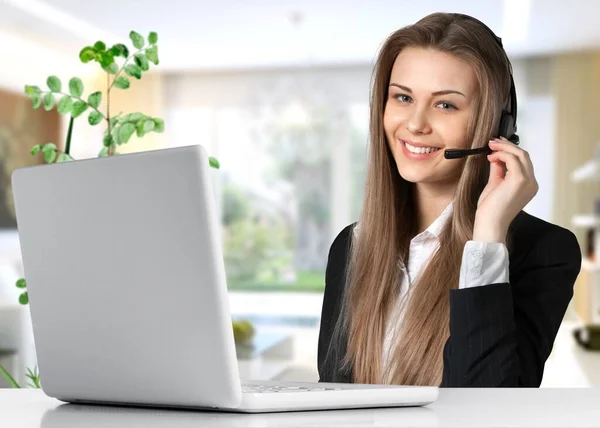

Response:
(353, 201), (510, 377)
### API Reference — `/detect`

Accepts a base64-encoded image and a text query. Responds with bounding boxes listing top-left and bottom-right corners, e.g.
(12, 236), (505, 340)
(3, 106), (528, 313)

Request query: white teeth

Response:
(404, 142), (440, 154)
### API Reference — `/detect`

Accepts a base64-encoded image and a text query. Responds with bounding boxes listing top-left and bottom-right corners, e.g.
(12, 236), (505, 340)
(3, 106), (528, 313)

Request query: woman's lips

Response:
(399, 139), (443, 160)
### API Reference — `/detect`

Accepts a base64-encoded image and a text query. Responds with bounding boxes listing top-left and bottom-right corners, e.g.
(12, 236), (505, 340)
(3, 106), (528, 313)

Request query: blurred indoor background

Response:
(1, 0), (599, 388)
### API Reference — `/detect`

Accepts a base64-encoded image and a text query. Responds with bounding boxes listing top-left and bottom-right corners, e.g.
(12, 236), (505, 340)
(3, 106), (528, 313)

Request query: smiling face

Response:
(384, 47), (479, 186)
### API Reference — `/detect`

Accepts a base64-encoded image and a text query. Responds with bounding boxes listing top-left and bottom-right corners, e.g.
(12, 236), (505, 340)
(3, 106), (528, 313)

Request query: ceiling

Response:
(1, 0), (600, 71)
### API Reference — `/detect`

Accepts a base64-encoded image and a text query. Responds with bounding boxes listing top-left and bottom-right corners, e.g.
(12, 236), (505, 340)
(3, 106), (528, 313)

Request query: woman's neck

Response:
(414, 182), (455, 234)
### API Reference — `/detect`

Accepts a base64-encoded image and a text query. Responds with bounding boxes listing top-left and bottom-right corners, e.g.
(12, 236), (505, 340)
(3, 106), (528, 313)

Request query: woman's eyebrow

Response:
(389, 83), (466, 98)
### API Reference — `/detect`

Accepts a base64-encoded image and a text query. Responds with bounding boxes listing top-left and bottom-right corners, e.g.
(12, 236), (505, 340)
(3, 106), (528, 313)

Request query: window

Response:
(165, 77), (370, 294)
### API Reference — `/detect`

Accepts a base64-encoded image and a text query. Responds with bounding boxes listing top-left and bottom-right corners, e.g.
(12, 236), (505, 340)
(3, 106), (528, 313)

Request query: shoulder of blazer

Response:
(327, 222), (356, 275)
(318, 222), (357, 382)
(323, 222), (356, 309)
(507, 210), (582, 279)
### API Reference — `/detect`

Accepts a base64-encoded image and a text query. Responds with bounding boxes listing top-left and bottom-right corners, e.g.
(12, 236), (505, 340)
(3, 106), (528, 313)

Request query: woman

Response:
(317, 12), (582, 387)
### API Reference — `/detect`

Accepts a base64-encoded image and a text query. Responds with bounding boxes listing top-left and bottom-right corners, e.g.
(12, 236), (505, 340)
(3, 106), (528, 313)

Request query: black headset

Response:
(444, 14), (520, 160)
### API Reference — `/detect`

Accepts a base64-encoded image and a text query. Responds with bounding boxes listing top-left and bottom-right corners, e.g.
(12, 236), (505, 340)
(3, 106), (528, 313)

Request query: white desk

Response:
(1, 388), (599, 427)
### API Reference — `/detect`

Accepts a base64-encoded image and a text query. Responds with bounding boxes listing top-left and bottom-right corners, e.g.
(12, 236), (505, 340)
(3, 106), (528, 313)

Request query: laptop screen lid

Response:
(11, 145), (242, 408)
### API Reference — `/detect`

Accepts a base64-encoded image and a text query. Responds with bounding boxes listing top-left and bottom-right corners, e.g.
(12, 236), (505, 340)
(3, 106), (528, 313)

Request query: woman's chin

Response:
(395, 162), (436, 183)
(399, 170), (433, 184)
(393, 156), (459, 185)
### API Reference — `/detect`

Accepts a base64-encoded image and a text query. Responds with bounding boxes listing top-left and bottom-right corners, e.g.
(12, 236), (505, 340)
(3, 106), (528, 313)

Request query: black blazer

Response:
(317, 210), (582, 387)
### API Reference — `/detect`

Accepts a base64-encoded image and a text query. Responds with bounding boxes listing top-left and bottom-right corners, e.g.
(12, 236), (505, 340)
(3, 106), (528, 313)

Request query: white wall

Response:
(518, 95), (556, 221)
(511, 56), (556, 222)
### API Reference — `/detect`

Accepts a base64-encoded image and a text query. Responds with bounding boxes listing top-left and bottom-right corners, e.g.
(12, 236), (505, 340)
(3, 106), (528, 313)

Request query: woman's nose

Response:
(405, 108), (432, 135)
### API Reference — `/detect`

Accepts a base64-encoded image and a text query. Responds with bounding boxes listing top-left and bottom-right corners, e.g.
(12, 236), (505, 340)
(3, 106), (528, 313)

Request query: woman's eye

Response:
(437, 102), (457, 110)
(393, 94), (412, 102)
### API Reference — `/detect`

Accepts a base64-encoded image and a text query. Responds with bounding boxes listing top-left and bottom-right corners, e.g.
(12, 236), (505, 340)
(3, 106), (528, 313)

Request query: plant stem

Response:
(106, 72), (112, 156)
(105, 49), (142, 156)
(105, 48), (144, 156)
(43, 91), (106, 120)
(0, 364), (21, 388)
(65, 116), (74, 155)
(108, 48), (145, 92)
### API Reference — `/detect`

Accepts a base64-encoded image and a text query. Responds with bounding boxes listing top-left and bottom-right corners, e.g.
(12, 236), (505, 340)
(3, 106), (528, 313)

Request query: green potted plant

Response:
(0, 29), (228, 388)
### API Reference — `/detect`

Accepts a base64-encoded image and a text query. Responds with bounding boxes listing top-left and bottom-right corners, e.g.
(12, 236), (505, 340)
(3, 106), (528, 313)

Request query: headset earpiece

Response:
(498, 108), (519, 145)
(498, 74), (519, 145)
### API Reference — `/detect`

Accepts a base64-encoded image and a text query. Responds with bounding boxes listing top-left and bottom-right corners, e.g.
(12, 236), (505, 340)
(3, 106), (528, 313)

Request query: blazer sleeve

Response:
(440, 227), (582, 387)
(318, 224), (354, 383)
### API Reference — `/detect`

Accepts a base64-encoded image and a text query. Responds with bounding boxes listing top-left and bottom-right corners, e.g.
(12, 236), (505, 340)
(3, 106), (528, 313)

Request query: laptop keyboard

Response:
(242, 384), (343, 393)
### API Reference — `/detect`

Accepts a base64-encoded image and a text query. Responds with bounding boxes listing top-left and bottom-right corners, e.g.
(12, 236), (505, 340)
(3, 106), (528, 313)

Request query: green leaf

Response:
(32, 94), (42, 109)
(57, 153), (73, 163)
(102, 63), (119, 74)
(87, 91), (102, 109)
(98, 147), (109, 157)
(79, 46), (96, 63)
(124, 64), (142, 79)
(153, 118), (164, 132)
(43, 149), (57, 163)
(0, 364), (21, 388)
(209, 157), (220, 169)
(129, 31), (145, 49)
(99, 51), (114, 68)
(118, 123), (136, 144)
(109, 43), (129, 58)
(143, 119), (155, 133)
(42, 143), (57, 151)
(25, 367), (41, 389)
(46, 76), (61, 92)
(88, 111), (103, 126)
(103, 134), (114, 147)
(69, 77), (84, 98)
(109, 115), (122, 132)
(30, 145), (41, 155)
(71, 101), (88, 118)
(24, 85), (41, 98)
(148, 31), (158, 44)
(57, 96), (73, 114)
(113, 76), (130, 90)
(19, 292), (29, 305)
(111, 130), (121, 145)
(136, 119), (146, 137)
(93, 41), (106, 51)
(43, 93), (54, 111)
(16, 278), (26, 289)
(134, 53), (149, 71)
(145, 46), (159, 65)
(120, 112), (145, 123)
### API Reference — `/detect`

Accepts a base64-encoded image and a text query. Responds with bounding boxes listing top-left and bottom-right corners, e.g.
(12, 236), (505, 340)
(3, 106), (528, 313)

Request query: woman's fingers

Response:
(487, 150), (527, 185)
(488, 137), (535, 178)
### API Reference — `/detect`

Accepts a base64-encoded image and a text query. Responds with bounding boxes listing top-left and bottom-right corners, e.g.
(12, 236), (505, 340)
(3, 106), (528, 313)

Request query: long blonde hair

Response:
(328, 12), (516, 386)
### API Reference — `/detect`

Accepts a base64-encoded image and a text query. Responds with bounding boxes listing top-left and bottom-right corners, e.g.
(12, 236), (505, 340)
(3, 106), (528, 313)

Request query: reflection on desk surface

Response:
(41, 402), (438, 428)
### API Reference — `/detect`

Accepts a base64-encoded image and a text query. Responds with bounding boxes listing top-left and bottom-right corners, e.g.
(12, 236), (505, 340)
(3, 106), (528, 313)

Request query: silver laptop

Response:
(11, 144), (438, 413)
